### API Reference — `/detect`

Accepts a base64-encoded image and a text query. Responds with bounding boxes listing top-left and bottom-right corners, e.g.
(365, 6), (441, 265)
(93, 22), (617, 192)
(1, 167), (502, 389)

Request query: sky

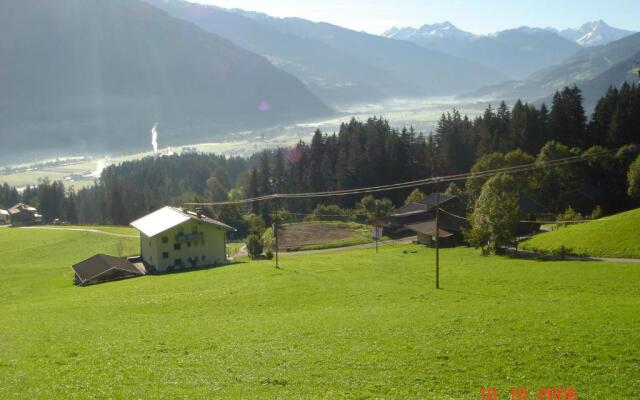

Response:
(193, 0), (639, 35)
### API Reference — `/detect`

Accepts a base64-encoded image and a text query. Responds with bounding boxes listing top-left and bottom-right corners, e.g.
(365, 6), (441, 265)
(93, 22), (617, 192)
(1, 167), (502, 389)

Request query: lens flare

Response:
(258, 101), (270, 112)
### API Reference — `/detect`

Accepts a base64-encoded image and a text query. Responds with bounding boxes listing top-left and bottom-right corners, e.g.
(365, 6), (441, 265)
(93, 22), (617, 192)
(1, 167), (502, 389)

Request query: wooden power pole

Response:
(274, 197), (280, 269)
(435, 180), (440, 289)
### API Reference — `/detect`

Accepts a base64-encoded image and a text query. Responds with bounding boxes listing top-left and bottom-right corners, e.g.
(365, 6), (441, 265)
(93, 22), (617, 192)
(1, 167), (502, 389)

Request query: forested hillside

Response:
(2, 85), (638, 231)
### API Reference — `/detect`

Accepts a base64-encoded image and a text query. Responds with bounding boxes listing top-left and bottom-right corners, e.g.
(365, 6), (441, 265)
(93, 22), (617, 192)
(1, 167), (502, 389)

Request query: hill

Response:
(0, 227), (639, 397)
(465, 32), (640, 108)
(384, 23), (581, 79)
(0, 0), (332, 159)
(521, 208), (640, 258)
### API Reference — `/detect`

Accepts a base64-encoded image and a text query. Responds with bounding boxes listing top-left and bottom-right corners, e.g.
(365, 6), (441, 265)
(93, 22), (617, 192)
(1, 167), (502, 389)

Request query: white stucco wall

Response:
(140, 219), (228, 273)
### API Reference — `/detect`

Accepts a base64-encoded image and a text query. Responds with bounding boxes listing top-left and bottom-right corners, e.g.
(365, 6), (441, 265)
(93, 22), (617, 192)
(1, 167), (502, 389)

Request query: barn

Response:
(130, 206), (235, 273)
(73, 254), (144, 286)
(8, 203), (42, 226)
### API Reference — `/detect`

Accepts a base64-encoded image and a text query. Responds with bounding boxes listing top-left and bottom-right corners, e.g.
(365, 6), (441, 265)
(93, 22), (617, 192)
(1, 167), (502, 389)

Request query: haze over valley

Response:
(1, 0), (638, 175)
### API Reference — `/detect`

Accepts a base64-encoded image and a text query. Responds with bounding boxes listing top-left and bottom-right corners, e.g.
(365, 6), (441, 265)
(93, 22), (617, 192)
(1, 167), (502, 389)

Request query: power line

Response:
(184, 145), (633, 207)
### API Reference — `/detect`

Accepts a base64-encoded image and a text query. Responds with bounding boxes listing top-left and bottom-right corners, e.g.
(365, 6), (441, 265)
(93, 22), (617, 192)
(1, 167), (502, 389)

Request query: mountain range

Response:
(144, 0), (508, 106)
(1, 0), (638, 161)
(464, 32), (640, 110)
(0, 0), (332, 158)
(383, 20), (636, 79)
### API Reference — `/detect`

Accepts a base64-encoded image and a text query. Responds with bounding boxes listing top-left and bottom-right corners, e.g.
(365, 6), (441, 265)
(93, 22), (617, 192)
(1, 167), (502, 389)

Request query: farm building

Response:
(406, 212), (470, 248)
(382, 193), (468, 230)
(385, 192), (545, 247)
(8, 203), (42, 226)
(0, 209), (10, 225)
(73, 254), (144, 286)
(130, 206), (235, 273)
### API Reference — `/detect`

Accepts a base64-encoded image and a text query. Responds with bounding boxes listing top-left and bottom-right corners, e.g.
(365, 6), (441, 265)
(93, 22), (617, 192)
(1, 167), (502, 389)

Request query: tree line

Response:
(1, 84), (639, 233)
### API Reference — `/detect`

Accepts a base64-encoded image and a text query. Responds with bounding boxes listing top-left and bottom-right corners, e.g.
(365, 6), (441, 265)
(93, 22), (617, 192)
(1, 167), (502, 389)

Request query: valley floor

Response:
(0, 228), (638, 399)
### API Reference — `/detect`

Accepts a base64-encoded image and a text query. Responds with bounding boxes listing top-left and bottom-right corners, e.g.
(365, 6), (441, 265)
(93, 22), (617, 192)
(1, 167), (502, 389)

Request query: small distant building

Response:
(8, 203), (42, 226)
(383, 193), (468, 230)
(130, 206), (235, 273)
(0, 209), (10, 225)
(73, 254), (144, 286)
(405, 212), (470, 248)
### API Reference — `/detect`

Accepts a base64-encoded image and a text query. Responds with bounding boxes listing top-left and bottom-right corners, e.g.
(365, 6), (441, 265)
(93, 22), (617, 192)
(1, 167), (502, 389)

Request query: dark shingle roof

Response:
(405, 221), (454, 238)
(73, 254), (142, 285)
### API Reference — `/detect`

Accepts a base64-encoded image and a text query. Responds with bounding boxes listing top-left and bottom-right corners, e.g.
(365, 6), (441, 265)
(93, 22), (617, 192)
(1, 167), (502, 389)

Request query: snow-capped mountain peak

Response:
(383, 21), (475, 41)
(559, 20), (635, 47)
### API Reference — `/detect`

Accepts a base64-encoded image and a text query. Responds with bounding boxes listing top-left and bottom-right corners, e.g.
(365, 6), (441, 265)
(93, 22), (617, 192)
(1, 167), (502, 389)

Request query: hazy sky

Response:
(193, 0), (639, 35)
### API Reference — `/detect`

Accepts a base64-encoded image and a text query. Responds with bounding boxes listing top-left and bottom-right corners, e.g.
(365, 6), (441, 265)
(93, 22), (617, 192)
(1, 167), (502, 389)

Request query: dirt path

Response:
(505, 247), (640, 264)
(279, 237), (415, 256)
(17, 226), (138, 238)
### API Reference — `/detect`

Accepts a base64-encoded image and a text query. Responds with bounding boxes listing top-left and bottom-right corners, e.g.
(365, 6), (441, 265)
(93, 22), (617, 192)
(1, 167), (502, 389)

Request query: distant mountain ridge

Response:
(463, 32), (640, 110)
(145, 0), (509, 106)
(0, 0), (332, 158)
(383, 22), (582, 79)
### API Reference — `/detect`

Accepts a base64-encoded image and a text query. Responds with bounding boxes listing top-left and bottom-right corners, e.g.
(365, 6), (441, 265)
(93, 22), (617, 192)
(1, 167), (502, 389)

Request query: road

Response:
(16, 226), (138, 238)
(505, 247), (640, 264)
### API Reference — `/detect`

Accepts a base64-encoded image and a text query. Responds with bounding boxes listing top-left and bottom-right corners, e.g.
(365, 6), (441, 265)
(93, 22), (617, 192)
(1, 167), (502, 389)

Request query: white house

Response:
(130, 206), (235, 273)
(0, 209), (10, 225)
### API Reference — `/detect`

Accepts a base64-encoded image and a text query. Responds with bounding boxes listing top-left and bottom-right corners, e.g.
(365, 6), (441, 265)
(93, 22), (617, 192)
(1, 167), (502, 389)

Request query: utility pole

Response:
(274, 196), (280, 269)
(435, 180), (440, 289)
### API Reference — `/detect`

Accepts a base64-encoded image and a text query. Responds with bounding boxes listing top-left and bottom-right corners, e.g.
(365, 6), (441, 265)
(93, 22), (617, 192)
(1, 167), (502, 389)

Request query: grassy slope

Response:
(521, 208), (640, 258)
(0, 228), (639, 399)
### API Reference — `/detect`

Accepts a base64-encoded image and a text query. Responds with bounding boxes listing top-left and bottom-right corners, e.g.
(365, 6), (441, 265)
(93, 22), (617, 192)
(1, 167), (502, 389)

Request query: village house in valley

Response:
(0, 209), (10, 225)
(130, 206), (235, 273)
(7, 203), (42, 226)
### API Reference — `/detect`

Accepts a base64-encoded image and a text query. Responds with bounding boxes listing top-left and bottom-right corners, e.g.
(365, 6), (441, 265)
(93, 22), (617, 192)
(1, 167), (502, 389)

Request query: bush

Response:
(308, 204), (350, 221)
(245, 234), (264, 259)
(590, 205), (603, 220)
(261, 227), (275, 254)
(555, 207), (583, 229)
(265, 251), (274, 260)
(552, 245), (573, 260)
(628, 155), (640, 198)
(244, 214), (266, 235)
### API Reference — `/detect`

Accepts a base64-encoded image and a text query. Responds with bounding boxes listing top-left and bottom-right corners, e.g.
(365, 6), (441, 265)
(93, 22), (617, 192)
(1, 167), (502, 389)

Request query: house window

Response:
(187, 242), (191, 247)
(175, 259), (183, 266)
(174, 243), (181, 250)
(162, 237), (168, 244)
(201, 256), (205, 261)
(162, 252), (169, 259)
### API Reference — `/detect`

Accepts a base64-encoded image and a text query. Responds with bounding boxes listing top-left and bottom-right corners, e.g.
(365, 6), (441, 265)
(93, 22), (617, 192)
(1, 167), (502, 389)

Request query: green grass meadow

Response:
(1, 227), (639, 399)
(521, 208), (640, 258)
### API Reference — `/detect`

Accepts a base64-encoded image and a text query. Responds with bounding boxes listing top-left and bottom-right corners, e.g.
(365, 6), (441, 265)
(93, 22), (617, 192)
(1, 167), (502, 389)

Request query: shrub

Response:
(245, 234), (264, 259)
(555, 207), (583, 229)
(590, 206), (603, 220)
(628, 155), (640, 198)
(261, 227), (275, 254)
